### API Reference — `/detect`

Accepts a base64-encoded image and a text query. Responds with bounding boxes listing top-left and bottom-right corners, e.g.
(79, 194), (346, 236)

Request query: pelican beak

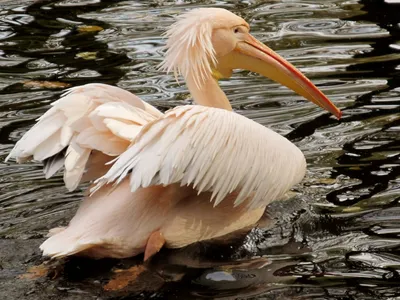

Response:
(233, 34), (342, 119)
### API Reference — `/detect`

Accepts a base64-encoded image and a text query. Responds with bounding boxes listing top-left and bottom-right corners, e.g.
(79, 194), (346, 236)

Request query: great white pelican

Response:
(6, 8), (341, 260)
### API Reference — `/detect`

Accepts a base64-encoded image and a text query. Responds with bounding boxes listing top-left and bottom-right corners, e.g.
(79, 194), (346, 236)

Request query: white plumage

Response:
(94, 105), (306, 209)
(6, 83), (162, 191)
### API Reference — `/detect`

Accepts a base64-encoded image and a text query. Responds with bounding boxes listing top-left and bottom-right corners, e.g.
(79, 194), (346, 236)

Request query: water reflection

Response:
(327, 0), (400, 208)
(0, 0), (400, 299)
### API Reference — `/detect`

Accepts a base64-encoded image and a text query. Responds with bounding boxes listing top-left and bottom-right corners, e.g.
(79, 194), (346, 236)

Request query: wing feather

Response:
(94, 105), (306, 208)
(33, 129), (64, 161)
(103, 119), (142, 142)
(93, 102), (156, 125)
(6, 111), (66, 162)
(64, 137), (91, 191)
(43, 149), (66, 179)
(7, 83), (162, 191)
(76, 127), (129, 156)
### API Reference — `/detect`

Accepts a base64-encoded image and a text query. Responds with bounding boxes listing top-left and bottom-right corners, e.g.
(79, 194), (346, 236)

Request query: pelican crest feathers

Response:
(159, 8), (240, 88)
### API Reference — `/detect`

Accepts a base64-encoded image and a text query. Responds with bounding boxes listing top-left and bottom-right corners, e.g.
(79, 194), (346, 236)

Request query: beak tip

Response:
(335, 110), (342, 120)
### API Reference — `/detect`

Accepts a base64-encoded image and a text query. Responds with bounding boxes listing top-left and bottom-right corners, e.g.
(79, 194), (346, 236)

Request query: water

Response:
(0, 0), (400, 299)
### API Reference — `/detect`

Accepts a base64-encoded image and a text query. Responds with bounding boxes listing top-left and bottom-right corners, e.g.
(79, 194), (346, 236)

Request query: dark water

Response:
(1, 0), (400, 299)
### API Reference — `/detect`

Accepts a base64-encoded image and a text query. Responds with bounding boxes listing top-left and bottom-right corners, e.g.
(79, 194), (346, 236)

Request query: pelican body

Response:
(6, 8), (341, 260)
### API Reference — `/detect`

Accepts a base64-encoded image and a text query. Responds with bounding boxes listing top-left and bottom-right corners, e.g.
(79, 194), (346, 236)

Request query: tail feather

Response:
(41, 226), (105, 259)
(40, 231), (98, 259)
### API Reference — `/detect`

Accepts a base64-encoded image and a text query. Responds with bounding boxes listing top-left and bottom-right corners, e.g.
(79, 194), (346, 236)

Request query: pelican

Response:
(6, 8), (341, 260)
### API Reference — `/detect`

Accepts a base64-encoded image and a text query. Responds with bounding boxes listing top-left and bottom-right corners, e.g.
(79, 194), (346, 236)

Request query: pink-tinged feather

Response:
(87, 110), (110, 132)
(7, 83), (161, 191)
(64, 149), (91, 191)
(64, 138), (91, 191)
(103, 119), (143, 142)
(60, 125), (74, 147)
(6, 111), (66, 161)
(76, 127), (129, 156)
(93, 102), (157, 125)
(95, 105), (306, 210)
(33, 130), (64, 161)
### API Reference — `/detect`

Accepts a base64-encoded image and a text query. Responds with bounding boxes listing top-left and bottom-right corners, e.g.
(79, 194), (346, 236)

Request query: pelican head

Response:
(161, 8), (341, 118)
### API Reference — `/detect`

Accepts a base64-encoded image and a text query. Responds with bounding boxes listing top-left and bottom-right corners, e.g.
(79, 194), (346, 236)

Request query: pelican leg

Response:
(144, 230), (165, 261)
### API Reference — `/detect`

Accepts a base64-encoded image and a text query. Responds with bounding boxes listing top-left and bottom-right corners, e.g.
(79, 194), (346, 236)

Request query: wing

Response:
(94, 105), (306, 209)
(6, 83), (163, 191)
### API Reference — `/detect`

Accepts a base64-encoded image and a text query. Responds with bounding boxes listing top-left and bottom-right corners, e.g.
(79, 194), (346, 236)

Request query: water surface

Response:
(1, 0), (400, 299)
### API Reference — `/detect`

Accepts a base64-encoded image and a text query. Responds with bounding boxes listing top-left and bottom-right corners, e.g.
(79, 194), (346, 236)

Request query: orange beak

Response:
(232, 34), (341, 119)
